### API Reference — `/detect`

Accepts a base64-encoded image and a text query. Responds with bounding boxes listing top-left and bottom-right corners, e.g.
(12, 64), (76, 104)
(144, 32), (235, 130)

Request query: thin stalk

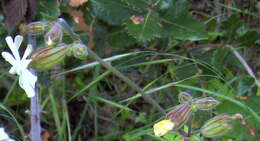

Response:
(28, 35), (42, 141)
(227, 45), (260, 87)
(58, 18), (165, 115)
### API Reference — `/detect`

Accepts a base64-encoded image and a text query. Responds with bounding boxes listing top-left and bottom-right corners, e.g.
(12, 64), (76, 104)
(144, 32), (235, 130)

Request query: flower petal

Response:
(1, 52), (16, 66)
(18, 69), (37, 98)
(22, 44), (33, 60)
(153, 120), (175, 136)
(0, 127), (14, 141)
(14, 35), (23, 50)
(5, 36), (20, 60)
(21, 59), (32, 68)
(0, 128), (9, 140)
(9, 66), (17, 74)
(19, 75), (35, 98)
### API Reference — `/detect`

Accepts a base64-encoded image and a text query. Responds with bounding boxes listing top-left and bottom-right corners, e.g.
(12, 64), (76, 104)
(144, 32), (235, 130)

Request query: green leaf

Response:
(108, 29), (136, 50)
(91, 0), (137, 25)
(39, 0), (60, 19)
(126, 12), (162, 42)
(216, 99), (260, 141)
(236, 30), (260, 47)
(206, 78), (235, 97)
(222, 14), (244, 42)
(162, 0), (208, 41)
(121, 0), (148, 11)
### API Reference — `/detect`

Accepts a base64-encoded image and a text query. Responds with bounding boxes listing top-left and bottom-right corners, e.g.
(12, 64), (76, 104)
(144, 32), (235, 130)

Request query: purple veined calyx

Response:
(178, 92), (193, 103)
(193, 97), (220, 111)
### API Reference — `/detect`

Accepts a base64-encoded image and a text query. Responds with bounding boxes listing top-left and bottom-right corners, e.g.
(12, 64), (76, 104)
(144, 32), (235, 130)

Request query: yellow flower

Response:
(153, 120), (175, 136)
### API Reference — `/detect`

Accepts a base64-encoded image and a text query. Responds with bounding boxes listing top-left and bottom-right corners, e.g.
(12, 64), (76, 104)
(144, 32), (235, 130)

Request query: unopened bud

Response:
(30, 44), (69, 71)
(44, 21), (63, 47)
(194, 97), (219, 111)
(178, 92), (193, 103)
(67, 42), (88, 60)
(166, 103), (193, 130)
(201, 114), (241, 138)
(23, 21), (52, 35)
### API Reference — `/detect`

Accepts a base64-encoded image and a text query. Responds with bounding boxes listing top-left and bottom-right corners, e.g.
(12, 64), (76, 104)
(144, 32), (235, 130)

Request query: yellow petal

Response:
(153, 120), (175, 136)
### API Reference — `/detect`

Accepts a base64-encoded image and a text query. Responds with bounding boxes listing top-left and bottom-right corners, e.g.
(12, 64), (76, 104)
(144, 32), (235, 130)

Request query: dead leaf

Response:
(68, 10), (95, 47)
(68, 10), (90, 32)
(27, 0), (39, 22)
(2, 0), (39, 32)
(130, 15), (144, 24)
(69, 0), (88, 7)
(3, 0), (28, 32)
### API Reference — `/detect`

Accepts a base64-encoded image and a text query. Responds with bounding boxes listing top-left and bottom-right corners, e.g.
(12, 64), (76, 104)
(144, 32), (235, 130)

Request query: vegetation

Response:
(0, 0), (259, 140)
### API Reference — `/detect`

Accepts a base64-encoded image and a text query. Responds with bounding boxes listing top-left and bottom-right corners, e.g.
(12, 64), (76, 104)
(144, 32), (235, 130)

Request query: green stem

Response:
(87, 48), (165, 115)
(58, 18), (165, 115)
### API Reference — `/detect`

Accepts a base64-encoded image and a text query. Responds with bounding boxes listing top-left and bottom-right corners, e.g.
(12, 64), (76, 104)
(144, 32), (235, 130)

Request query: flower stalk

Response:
(28, 35), (42, 141)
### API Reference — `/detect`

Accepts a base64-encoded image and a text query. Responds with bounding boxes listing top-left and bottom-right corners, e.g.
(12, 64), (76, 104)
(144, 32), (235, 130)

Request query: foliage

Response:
(0, 0), (259, 141)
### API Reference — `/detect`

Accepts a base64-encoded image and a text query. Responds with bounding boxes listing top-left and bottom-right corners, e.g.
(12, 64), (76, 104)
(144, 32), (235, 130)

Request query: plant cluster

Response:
(0, 0), (259, 141)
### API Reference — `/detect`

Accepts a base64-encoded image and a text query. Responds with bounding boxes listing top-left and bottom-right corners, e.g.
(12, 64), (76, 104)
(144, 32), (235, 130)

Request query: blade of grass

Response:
(72, 99), (89, 140)
(58, 52), (140, 76)
(90, 95), (134, 112)
(0, 104), (26, 138)
(48, 89), (62, 137)
(3, 77), (18, 104)
(68, 70), (111, 102)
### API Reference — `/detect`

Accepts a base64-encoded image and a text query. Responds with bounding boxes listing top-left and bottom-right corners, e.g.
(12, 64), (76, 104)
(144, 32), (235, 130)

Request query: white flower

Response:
(1, 35), (37, 98)
(0, 128), (15, 141)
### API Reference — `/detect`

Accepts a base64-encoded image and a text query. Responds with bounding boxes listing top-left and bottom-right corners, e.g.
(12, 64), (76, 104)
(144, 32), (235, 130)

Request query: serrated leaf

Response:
(91, 0), (137, 25)
(126, 12), (162, 42)
(162, 0), (208, 41)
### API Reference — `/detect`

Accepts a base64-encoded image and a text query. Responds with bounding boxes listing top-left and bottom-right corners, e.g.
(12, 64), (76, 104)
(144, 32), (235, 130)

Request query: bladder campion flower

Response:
(1, 35), (37, 98)
(30, 44), (69, 71)
(153, 120), (175, 136)
(153, 103), (193, 136)
(193, 97), (219, 111)
(200, 114), (243, 138)
(0, 127), (15, 141)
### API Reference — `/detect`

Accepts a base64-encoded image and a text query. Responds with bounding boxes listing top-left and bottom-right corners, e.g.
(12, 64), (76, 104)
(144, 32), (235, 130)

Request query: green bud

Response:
(23, 21), (52, 35)
(30, 44), (69, 71)
(67, 42), (88, 60)
(178, 92), (193, 103)
(193, 97), (219, 111)
(200, 114), (240, 138)
(44, 21), (63, 47)
(166, 103), (193, 130)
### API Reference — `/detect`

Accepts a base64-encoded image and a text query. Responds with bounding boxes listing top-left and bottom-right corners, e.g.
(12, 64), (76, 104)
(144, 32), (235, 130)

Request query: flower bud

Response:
(29, 44), (69, 71)
(44, 21), (63, 47)
(22, 21), (52, 35)
(166, 103), (193, 130)
(67, 42), (88, 60)
(200, 114), (239, 138)
(178, 92), (193, 103)
(194, 97), (219, 111)
(153, 120), (175, 136)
